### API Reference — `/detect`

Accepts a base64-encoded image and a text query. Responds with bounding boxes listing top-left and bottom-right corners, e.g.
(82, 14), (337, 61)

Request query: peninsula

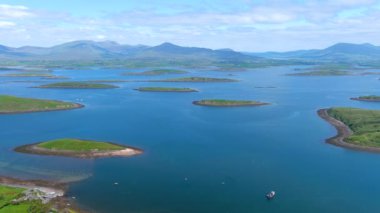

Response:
(149, 77), (238, 82)
(318, 107), (380, 152)
(287, 70), (352, 76)
(0, 176), (82, 212)
(0, 95), (83, 114)
(350, 95), (380, 102)
(124, 69), (188, 76)
(193, 99), (270, 107)
(35, 82), (119, 89)
(135, 87), (198, 92)
(15, 138), (143, 158)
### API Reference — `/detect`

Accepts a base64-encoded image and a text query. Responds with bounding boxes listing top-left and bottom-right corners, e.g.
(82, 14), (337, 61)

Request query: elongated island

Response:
(350, 95), (380, 102)
(135, 87), (198, 92)
(318, 107), (380, 152)
(148, 77), (238, 82)
(35, 82), (119, 89)
(15, 138), (142, 158)
(193, 99), (269, 107)
(0, 95), (83, 114)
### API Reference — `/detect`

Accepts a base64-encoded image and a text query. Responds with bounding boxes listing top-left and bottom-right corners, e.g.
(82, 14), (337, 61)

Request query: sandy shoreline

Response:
(318, 108), (380, 153)
(15, 143), (143, 159)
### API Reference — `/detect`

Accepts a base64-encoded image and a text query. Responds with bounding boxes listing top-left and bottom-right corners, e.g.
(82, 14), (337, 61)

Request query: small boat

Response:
(266, 191), (276, 200)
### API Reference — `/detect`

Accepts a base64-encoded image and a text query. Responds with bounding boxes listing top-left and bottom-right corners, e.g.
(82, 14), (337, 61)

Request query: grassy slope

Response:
(136, 87), (196, 92)
(38, 82), (118, 88)
(37, 138), (125, 152)
(328, 108), (380, 147)
(0, 95), (79, 113)
(0, 185), (24, 208)
(125, 69), (188, 75)
(154, 77), (237, 82)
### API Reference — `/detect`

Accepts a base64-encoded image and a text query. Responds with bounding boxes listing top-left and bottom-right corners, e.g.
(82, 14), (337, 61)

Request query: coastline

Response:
(15, 142), (143, 159)
(134, 88), (198, 92)
(317, 108), (380, 153)
(0, 176), (86, 212)
(0, 103), (84, 115)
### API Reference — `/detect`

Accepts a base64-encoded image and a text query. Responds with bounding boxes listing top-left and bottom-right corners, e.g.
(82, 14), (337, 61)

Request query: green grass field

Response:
(328, 108), (380, 147)
(0, 95), (80, 113)
(136, 87), (197, 92)
(37, 138), (125, 152)
(124, 69), (188, 76)
(37, 82), (118, 89)
(152, 77), (237, 82)
(194, 99), (267, 106)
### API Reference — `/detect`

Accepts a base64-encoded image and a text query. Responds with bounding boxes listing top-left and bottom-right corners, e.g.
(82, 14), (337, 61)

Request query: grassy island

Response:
(0, 95), (83, 114)
(124, 69), (188, 76)
(135, 87), (198, 92)
(193, 99), (269, 107)
(35, 82), (118, 89)
(318, 107), (380, 152)
(0, 178), (79, 212)
(15, 138), (142, 158)
(351, 95), (380, 102)
(0, 73), (55, 78)
(150, 77), (238, 82)
(287, 70), (352, 76)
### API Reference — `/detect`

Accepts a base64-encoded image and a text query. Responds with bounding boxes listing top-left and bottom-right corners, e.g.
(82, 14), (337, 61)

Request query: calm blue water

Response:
(1, 66), (380, 212)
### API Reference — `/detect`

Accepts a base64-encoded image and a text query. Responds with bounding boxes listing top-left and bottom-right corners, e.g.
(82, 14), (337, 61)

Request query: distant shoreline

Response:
(193, 101), (269, 107)
(350, 97), (380, 102)
(317, 108), (380, 153)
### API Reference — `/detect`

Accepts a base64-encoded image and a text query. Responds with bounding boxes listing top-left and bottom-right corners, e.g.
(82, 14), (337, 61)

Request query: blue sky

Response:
(0, 0), (380, 51)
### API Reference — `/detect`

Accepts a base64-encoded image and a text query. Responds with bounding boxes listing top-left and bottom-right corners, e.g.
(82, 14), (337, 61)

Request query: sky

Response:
(0, 0), (380, 51)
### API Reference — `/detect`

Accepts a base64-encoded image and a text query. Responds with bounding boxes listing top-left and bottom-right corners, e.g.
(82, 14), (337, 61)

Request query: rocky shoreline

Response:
(317, 108), (380, 153)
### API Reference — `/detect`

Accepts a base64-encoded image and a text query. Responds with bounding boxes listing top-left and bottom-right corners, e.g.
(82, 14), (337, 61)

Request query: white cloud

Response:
(0, 21), (16, 28)
(0, 4), (34, 18)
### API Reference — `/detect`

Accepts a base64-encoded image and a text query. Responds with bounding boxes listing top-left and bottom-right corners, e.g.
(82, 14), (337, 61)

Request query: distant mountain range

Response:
(248, 43), (380, 62)
(1, 41), (380, 66)
(0, 40), (259, 63)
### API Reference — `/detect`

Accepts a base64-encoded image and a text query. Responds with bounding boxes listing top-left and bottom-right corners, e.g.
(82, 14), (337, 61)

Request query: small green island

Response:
(0, 95), (83, 114)
(318, 107), (380, 152)
(149, 77), (238, 82)
(0, 179), (80, 213)
(35, 82), (119, 89)
(135, 87), (198, 92)
(0, 72), (56, 78)
(287, 70), (352, 76)
(124, 69), (188, 76)
(193, 99), (269, 107)
(351, 95), (380, 102)
(15, 138), (142, 158)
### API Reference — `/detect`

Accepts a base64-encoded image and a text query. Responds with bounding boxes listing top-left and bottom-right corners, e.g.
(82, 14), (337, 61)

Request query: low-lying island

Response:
(15, 138), (143, 159)
(193, 99), (270, 107)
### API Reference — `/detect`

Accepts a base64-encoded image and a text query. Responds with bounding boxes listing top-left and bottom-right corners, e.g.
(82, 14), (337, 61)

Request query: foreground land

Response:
(124, 69), (188, 76)
(15, 138), (143, 158)
(0, 176), (82, 213)
(135, 87), (198, 92)
(318, 108), (380, 152)
(193, 99), (269, 107)
(351, 95), (380, 102)
(0, 95), (83, 114)
(149, 77), (238, 82)
(35, 82), (119, 89)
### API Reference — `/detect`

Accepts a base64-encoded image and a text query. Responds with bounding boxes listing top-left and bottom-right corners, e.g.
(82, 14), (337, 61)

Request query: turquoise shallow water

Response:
(1, 66), (380, 212)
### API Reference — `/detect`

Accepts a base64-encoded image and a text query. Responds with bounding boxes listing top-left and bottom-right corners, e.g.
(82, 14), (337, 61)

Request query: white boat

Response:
(266, 191), (276, 200)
